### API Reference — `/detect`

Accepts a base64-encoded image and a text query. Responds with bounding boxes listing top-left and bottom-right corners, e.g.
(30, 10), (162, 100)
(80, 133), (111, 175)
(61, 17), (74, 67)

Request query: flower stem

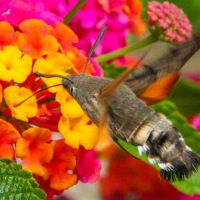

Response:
(95, 34), (158, 63)
(64, 0), (87, 24)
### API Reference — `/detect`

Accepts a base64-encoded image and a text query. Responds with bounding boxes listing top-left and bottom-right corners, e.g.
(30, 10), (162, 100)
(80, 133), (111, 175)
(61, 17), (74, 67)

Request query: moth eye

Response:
(70, 87), (75, 95)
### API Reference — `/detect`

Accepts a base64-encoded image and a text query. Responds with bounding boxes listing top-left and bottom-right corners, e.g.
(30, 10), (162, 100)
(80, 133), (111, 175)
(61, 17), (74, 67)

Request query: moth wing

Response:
(97, 54), (146, 158)
(137, 72), (180, 105)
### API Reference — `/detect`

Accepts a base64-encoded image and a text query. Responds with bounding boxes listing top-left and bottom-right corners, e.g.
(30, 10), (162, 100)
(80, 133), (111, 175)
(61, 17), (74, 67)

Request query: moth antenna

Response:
(15, 84), (63, 107)
(34, 72), (73, 83)
(82, 24), (107, 73)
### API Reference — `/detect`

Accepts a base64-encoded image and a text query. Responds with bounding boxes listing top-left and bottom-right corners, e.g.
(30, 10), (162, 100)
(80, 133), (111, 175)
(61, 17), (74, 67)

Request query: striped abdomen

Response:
(106, 85), (200, 181)
(135, 112), (200, 181)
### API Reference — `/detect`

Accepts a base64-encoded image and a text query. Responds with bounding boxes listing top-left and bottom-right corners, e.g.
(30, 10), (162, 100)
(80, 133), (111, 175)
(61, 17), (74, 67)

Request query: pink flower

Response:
(191, 114), (200, 132)
(0, 0), (10, 15)
(66, 0), (145, 56)
(1, 0), (68, 27)
(182, 194), (200, 200)
(182, 72), (200, 84)
(90, 58), (104, 77)
(75, 146), (101, 183)
(147, 1), (192, 43)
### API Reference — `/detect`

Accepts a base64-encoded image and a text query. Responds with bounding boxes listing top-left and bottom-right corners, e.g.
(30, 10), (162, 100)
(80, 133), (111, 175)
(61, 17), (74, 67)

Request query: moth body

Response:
(31, 32), (200, 182)
(63, 74), (200, 181)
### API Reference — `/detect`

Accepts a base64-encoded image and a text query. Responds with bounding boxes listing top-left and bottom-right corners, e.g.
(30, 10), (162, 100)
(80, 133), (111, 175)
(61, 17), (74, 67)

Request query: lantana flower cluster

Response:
(66, 0), (145, 56)
(0, 19), (101, 194)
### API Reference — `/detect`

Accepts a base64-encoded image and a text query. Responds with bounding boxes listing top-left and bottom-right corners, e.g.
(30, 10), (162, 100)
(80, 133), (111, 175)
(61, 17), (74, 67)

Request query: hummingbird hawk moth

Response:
(35, 34), (200, 182)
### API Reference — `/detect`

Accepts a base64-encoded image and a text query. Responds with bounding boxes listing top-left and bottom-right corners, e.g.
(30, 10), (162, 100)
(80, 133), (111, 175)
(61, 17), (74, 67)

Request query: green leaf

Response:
(169, 79), (200, 116)
(100, 62), (127, 79)
(114, 100), (200, 195)
(173, 170), (200, 195)
(0, 158), (46, 200)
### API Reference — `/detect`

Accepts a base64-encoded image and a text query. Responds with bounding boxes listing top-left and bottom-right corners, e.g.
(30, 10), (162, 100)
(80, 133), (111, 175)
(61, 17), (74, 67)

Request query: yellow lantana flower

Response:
(4, 86), (38, 122)
(33, 52), (74, 93)
(0, 46), (32, 83)
(59, 115), (99, 150)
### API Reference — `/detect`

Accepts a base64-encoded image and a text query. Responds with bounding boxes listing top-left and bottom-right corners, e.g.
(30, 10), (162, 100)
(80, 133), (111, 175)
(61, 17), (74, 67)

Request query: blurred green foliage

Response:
(169, 79), (200, 116)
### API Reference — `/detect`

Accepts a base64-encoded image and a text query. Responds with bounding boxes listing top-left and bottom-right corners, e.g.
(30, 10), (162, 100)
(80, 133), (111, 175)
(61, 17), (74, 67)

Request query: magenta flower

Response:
(182, 73), (200, 84)
(147, 1), (192, 43)
(191, 114), (200, 132)
(1, 0), (68, 27)
(66, 0), (145, 56)
(75, 146), (101, 183)
(90, 58), (104, 76)
(0, 0), (10, 15)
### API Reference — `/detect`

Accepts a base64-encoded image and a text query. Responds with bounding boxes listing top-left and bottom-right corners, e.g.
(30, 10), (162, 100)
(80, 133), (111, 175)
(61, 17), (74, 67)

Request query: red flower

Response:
(42, 139), (77, 190)
(16, 128), (54, 176)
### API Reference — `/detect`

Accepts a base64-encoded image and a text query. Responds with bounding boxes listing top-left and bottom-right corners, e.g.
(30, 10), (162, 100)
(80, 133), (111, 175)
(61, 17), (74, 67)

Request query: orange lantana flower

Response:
(0, 22), (16, 49)
(16, 128), (54, 176)
(42, 139), (77, 190)
(17, 19), (58, 59)
(0, 119), (20, 159)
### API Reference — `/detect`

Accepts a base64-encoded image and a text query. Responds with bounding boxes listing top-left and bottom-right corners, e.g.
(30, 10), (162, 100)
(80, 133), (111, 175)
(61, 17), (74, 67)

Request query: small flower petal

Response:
(51, 22), (78, 54)
(0, 22), (16, 48)
(4, 86), (38, 122)
(69, 50), (96, 75)
(0, 119), (20, 159)
(16, 128), (54, 176)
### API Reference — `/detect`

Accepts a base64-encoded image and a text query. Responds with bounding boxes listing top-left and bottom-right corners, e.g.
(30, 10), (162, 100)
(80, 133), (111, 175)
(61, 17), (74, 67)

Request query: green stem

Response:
(64, 0), (87, 24)
(95, 34), (158, 63)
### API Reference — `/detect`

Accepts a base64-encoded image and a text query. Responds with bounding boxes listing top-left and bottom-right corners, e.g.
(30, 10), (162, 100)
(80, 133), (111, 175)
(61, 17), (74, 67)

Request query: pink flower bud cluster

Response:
(147, 1), (192, 43)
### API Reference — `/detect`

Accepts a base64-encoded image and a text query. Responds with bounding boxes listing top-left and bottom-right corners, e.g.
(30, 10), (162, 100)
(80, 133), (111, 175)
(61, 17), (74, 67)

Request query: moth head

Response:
(62, 74), (108, 124)
(62, 74), (105, 98)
